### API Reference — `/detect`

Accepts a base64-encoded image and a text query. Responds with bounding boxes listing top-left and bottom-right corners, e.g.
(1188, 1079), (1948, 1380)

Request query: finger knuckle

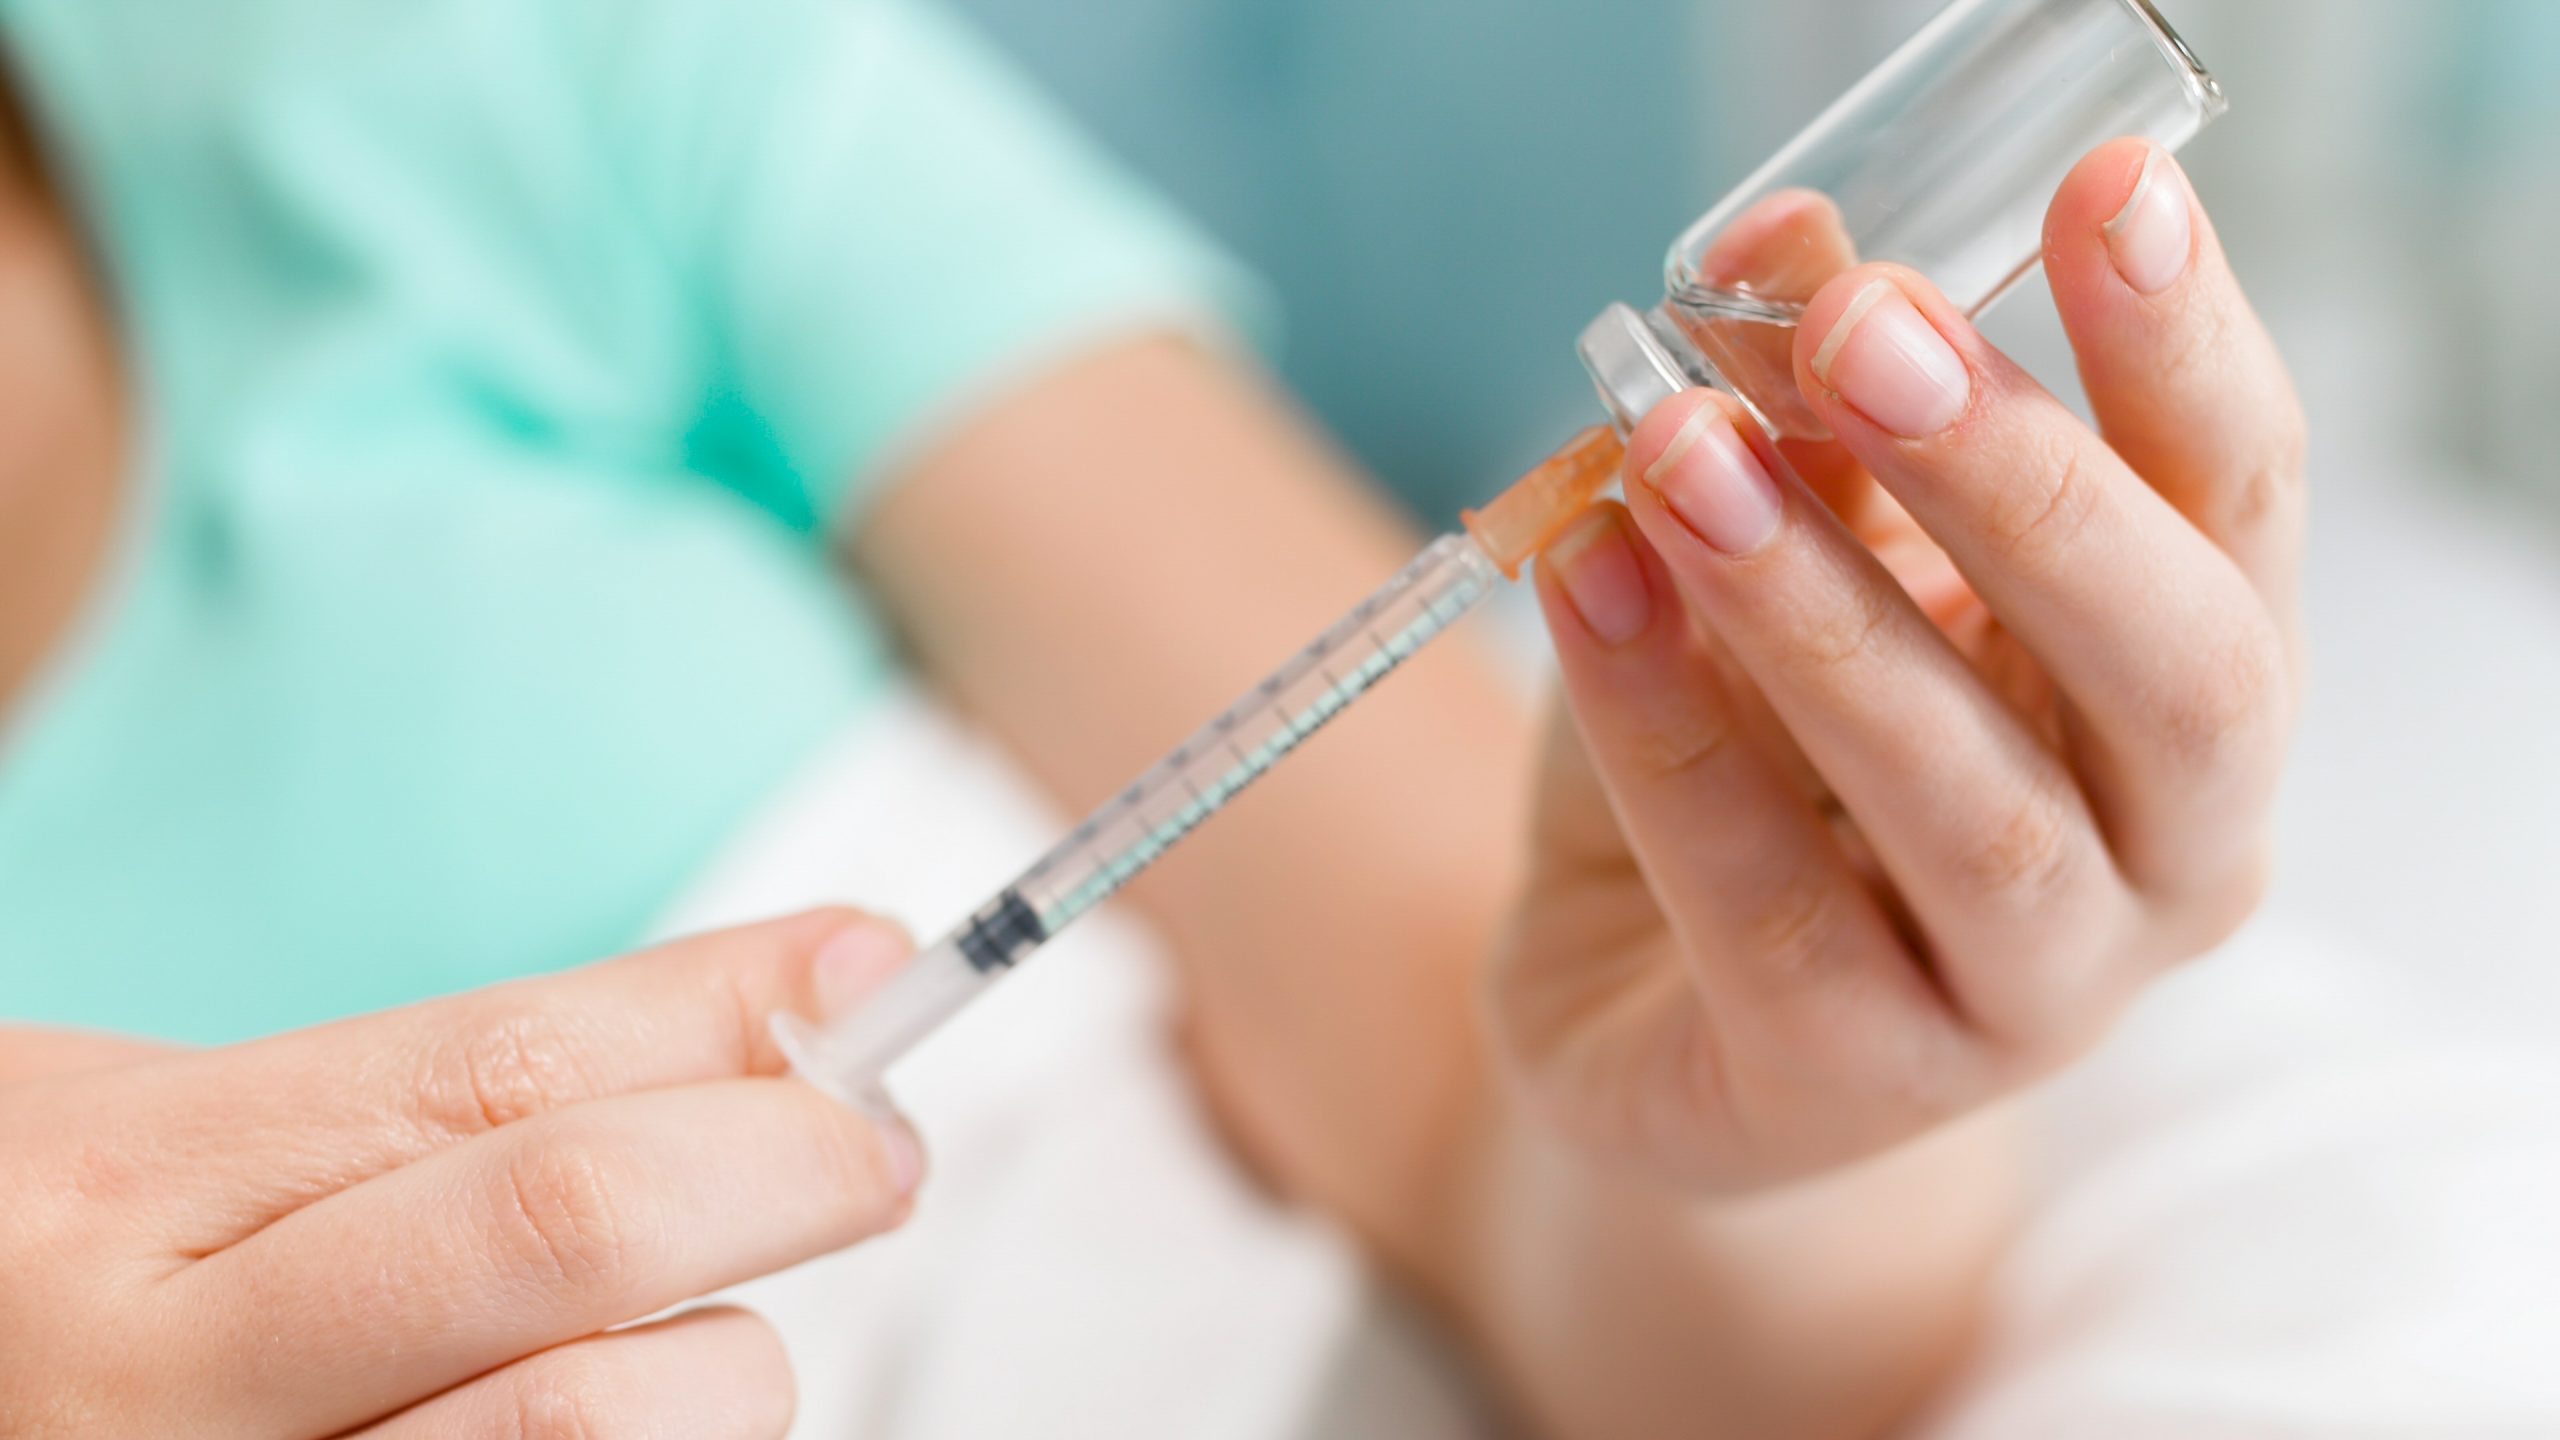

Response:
(1626, 705), (1738, 782)
(1982, 440), (2102, 575)
(1791, 580), (1897, 676)
(1741, 871), (1855, 986)
(1956, 788), (2084, 910)
(506, 1353), (630, 1440)
(0, 1126), (193, 1437)
(56, 1129), (151, 1211)
(489, 1132), (661, 1301)
(2153, 616), (2288, 776)
(2223, 400), (2310, 537)
(421, 1001), (608, 1139)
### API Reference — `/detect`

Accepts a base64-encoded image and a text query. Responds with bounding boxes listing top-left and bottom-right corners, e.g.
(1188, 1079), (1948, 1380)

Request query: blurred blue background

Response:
(943, 0), (1716, 524)
(945, 0), (2560, 533)
(946, 0), (2560, 1022)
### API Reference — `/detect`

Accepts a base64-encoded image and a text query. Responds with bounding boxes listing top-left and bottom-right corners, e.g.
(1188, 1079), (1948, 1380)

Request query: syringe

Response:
(775, 425), (1625, 1104)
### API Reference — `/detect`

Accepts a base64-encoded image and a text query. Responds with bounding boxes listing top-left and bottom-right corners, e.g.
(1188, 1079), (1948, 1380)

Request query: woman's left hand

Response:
(0, 911), (922, 1439)
(1489, 140), (2306, 1192)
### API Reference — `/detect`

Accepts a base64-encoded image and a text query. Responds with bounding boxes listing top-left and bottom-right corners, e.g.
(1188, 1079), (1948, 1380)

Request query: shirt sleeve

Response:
(588, 0), (1272, 530)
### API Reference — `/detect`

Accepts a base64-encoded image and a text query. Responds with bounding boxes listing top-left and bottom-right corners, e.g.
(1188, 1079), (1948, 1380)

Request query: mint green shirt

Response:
(0, 0), (1248, 1041)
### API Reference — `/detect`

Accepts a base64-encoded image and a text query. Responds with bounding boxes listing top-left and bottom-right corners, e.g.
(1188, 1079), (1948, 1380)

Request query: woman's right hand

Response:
(1491, 143), (2303, 1194)
(0, 908), (922, 1439)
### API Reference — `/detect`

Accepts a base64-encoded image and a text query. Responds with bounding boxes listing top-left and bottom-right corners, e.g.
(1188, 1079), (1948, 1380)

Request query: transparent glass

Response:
(1594, 0), (2225, 439)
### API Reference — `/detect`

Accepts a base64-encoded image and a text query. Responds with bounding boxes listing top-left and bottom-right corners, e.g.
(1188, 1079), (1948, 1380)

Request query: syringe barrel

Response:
(1002, 532), (1502, 939)
(782, 532), (1504, 1095)
(773, 933), (987, 1103)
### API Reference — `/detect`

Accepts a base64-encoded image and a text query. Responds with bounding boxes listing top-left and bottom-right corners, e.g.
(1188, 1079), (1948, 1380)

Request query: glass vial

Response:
(1580, 0), (2226, 439)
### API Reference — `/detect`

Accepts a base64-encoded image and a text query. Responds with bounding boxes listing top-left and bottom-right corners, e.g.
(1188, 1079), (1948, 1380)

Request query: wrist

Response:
(1453, 1096), (2024, 1440)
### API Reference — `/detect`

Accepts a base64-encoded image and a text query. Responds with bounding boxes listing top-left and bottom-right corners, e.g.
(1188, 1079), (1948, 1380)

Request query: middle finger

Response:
(1790, 264), (2290, 899)
(1619, 389), (2127, 1044)
(79, 909), (895, 1255)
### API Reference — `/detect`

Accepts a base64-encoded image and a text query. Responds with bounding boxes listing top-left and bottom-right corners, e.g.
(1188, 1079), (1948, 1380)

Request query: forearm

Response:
(853, 334), (1523, 1274)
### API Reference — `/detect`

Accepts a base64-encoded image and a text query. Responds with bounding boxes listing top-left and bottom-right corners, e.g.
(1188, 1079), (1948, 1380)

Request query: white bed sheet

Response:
(660, 685), (2560, 1437)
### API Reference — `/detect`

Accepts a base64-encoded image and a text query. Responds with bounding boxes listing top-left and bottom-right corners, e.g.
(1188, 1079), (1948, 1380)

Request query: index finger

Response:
(181, 1075), (915, 1439)
(85, 908), (908, 1255)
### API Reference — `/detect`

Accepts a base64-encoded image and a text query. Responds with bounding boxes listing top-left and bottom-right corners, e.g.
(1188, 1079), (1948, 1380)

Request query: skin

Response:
(862, 137), (2304, 1438)
(0, 87), (2305, 1440)
(0, 88), (120, 725)
(1504, 148), (2302, 1189)
(0, 912), (922, 1438)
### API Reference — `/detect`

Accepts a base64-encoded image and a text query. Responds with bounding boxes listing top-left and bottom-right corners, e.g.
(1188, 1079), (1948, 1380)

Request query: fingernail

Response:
(814, 919), (911, 1021)
(1640, 406), (1783, 556)
(1809, 279), (1971, 439)
(1543, 508), (1653, 645)
(2104, 146), (2193, 296)
(877, 1113), (926, 1196)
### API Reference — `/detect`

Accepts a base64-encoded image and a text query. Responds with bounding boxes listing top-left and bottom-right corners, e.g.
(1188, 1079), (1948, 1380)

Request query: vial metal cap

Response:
(1577, 303), (1696, 434)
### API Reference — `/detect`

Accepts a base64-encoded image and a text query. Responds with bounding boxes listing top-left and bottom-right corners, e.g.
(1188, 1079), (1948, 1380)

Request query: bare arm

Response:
(849, 337), (1521, 1276)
